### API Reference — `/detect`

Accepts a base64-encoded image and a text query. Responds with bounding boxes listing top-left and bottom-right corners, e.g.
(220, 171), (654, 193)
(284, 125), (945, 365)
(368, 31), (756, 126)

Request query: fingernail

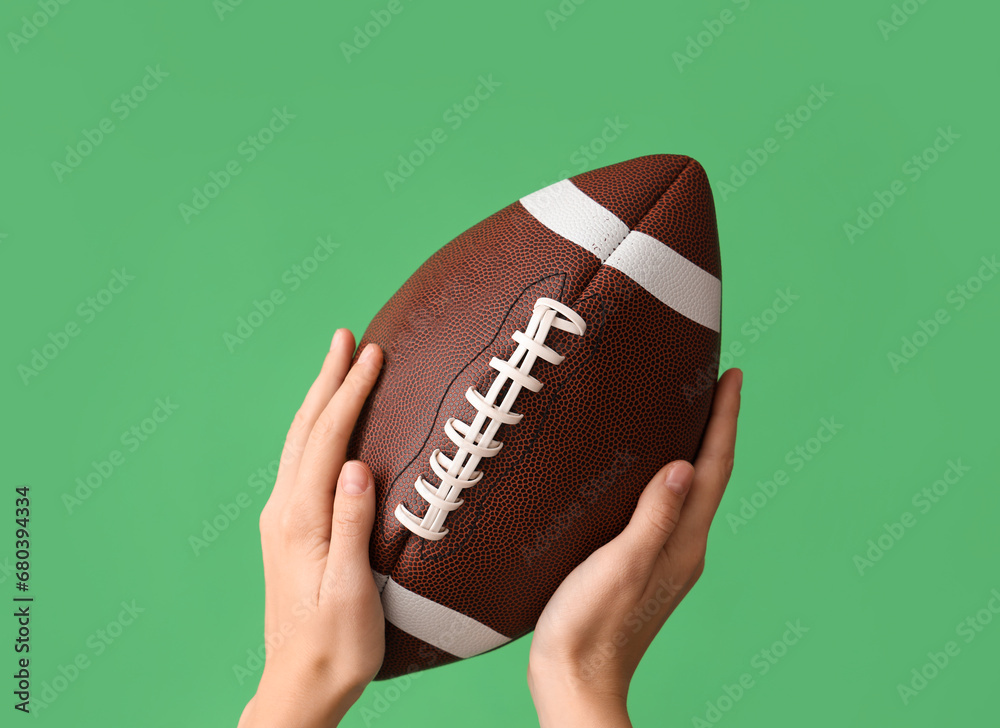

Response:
(340, 462), (370, 495)
(735, 369), (744, 391)
(330, 329), (342, 350)
(665, 463), (691, 495)
(358, 343), (377, 365)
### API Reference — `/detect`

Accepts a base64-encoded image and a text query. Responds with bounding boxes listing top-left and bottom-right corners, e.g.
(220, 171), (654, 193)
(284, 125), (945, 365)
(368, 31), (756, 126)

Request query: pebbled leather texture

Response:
(346, 154), (722, 680)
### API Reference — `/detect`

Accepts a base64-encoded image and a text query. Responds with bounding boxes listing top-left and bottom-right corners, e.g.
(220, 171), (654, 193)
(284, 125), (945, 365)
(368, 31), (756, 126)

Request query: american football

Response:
(347, 154), (723, 680)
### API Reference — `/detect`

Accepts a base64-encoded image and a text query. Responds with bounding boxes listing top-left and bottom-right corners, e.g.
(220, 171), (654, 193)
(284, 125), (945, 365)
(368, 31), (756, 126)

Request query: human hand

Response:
(238, 331), (384, 728)
(527, 369), (743, 728)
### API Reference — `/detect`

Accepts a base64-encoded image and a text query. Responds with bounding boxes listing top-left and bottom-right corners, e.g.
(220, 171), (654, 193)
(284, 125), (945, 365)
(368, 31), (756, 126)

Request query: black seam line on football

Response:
(604, 153), (695, 258)
(416, 292), (607, 565)
(556, 156), (698, 308)
(617, 154), (696, 258)
(387, 157), (701, 563)
(388, 157), (699, 533)
(383, 272), (568, 540)
(518, 154), (696, 266)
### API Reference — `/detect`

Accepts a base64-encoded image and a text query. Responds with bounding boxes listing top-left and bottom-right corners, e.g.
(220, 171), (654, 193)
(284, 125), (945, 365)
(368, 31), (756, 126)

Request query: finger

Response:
(321, 460), (377, 600)
(271, 329), (356, 504)
(617, 461), (695, 571)
(284, 344), (383, 542)
(673, 368), (743, 545)
(694, 368), (742, 476)
(260, 331), (354, 630)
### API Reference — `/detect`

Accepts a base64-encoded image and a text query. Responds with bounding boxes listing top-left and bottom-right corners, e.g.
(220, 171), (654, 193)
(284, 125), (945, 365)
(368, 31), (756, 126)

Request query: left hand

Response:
(238, 330), (384, 728)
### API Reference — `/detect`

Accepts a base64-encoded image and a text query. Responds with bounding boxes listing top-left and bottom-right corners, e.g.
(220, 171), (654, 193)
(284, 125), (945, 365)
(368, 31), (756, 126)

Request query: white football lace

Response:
(395, 297), (587, 541)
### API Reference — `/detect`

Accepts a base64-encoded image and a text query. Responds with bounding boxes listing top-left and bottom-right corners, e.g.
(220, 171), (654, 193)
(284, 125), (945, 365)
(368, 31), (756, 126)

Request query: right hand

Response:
(528, 369), (743, 727)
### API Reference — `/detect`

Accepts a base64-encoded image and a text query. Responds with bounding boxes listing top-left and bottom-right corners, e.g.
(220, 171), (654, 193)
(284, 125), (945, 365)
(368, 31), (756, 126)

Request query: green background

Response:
(2, 0), (997, 725)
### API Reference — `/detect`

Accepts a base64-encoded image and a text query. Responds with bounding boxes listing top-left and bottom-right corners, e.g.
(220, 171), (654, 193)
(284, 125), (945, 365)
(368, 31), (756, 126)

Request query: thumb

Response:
(327, 460), (376, 577)
(620, 461), (694, 565)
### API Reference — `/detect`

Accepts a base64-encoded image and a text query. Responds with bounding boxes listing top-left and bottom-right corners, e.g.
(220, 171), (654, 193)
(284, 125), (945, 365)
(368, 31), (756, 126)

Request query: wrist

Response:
(528, 661), (631, 728)
(244, 658), (361, 728)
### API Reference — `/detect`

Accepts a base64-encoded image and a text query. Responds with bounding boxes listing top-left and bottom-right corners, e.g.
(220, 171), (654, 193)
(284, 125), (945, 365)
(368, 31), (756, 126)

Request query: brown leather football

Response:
(348, 154), (722, 680)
